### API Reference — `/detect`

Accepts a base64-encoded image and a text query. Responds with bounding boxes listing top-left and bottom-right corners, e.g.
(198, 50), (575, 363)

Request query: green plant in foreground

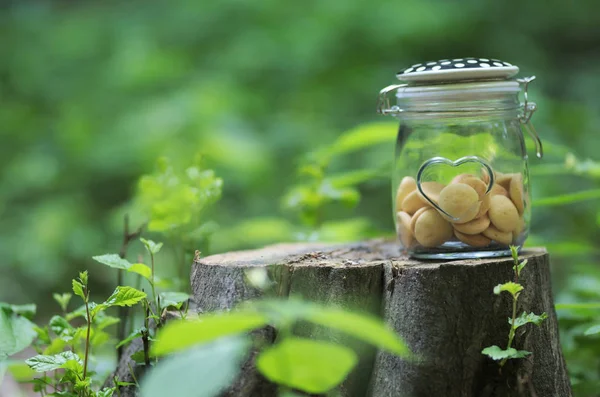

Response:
(482, 246), (548, 367)
(140, 298), (410, 397)
(93, 239), (191, 366)
(24, 271), (147, 396)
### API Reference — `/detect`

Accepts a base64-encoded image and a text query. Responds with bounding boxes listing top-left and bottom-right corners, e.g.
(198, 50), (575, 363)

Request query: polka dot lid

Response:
(397, 58), (519, 83)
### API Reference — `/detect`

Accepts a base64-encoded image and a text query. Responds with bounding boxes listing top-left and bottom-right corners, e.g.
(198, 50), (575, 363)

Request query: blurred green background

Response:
(1, 0), (599, 394)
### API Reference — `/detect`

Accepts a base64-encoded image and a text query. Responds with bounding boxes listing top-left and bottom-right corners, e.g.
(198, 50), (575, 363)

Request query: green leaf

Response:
(252, 299), (409, 356)
(130, 350), (146, 364)
(78, 271), (88, 286)
(127, 263), (152, 281)
(152, 312), (268, 357)
(141, 337), (249, 397)
(53, 293), (72, 312)
(97, 387), (116, 397)
(92, 254), (131, 270)
(6, 361), (36, 381)
(49, 315), (73, 337)
(74, 376), (91, 391)
(116, 328), (145, 349)
(103, 287), (146, 307)
(140, 238), (163, 255)
(26, 351), (83, 373)
(509, 245), (519, 263)
(159, 292), (191, 309)
(533, 189), (600, 207)
(324, 122), (397, 158)
(481, 345), (531, 361)
(516, 259), (528, 276)
(306, 308), (408, 356)
(257, 338), (357, 393)
(0, 308), (37, 360)
(509, 312), (548, 328)
(493, 282), (524, 298)
(72, 280), (85, 300)
(584, 324), (600, 336)
(115, 381), (137, 387)
(0, 303), (37, 320)
(43, 337), (67, 355)
(94, 314), (120, 331)
(90, 302), (107, 319)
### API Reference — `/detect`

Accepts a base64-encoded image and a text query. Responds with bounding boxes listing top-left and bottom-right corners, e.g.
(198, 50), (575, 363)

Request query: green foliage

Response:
(26, 351), (83, 373)
(22, 269), (146, 397)
(150, 298), (409, 395)
(103, 286), (146, 307)
(116, 328), (145, 349)
(53, 293), (73, 312)
(0, 304), (37, 360)
(509, 312), (548, 328)
(481, 345), (531, 361)
(92, 254), (131, 270)
(257, 338), (358, 394)
(533, 189), (600, 207)
(493, 282), (524, 298)
(483, 247), (546, 367)
(141, 337), (249, 397)
(127, 263), (153, 280)
(253, 299), (409, 356)
(583, 325), (600, 336)
(71, 280), (85, 300)
(136, 156), (223, 235)
(158, 292), (190, 309)
(140, 238), (163, 255)
(151, 312), (269, 356)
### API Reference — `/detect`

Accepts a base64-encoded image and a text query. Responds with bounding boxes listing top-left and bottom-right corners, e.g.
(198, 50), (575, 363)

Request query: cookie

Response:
(438, 183), (480, 224)
(396, 211), (414, 248)
(453, 214), (490, 235)
(414, 209), (453, 247)
(395, 177), (417, 212)
(455, 230), (491, 248)
(482, 225), (513, 245)
(489, 195), (520, 233)
(509, 174), (525, 215)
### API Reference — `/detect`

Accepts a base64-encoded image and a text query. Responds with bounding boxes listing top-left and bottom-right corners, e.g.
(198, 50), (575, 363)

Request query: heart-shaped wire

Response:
(416, 156), (495, 222)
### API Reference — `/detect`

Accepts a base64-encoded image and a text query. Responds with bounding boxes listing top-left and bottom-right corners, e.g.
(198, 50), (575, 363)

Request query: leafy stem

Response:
(501, 293), (519, 367)
(82, 285), (91, 380)
(482, 246), (547, 366)
(149, 251), (161, 327)
(117, 214), (145, 361)
(142, 300), (151, 366)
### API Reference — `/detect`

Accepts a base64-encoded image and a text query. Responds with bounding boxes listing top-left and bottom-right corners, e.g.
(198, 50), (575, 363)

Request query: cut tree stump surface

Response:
(107, 239), (572, 397)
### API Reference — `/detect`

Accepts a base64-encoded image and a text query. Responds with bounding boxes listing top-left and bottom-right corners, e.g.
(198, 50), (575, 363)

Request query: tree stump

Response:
(190, 239), (571, 397)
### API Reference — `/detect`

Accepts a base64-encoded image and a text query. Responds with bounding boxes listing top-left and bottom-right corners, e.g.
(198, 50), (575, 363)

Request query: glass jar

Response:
(377, 58), (543, 259)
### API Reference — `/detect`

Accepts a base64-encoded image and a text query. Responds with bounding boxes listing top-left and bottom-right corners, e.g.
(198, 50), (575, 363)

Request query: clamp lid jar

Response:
(377, 57), (543, 259)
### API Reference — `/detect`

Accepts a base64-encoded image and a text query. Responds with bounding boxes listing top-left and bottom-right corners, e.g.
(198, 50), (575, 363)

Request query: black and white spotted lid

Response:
(397, 57), (519, 83)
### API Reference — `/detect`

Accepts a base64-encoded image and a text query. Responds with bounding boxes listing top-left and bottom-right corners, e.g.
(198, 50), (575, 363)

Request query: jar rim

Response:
(395, 80), (520, 100)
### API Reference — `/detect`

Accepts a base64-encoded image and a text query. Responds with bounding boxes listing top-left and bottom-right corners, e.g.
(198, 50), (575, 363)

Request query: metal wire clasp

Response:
(517, 76), (543, 158)
(376, 84), (405, 115)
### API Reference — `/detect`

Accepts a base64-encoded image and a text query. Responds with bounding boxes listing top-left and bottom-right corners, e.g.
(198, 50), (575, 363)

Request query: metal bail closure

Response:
(377, 84), (405, 115)
(517, 76), (543, 158)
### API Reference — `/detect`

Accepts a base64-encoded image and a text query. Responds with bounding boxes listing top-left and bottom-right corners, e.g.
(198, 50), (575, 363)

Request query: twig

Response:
(114, 376), (122, 397)
(142, 300), (151, 366)
(117, 214), (145, 361)
(127, 363), (140, 388)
